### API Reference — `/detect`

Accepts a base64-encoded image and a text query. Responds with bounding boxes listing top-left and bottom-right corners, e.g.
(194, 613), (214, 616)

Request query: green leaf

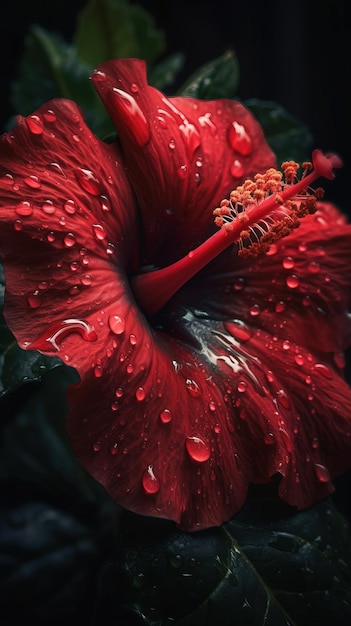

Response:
(11, 25), (114, 138)
(149, 52), (185, 91)
(245, 99), (314, 164)
(74, 0), (165, 68)
(95, 492), (351, 625)
(178, 50), (240, 100)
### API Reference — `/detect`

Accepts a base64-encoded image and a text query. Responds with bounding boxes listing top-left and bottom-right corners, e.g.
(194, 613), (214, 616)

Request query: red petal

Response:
(0, 99), (139, 354)
(91, 58), (276, 268)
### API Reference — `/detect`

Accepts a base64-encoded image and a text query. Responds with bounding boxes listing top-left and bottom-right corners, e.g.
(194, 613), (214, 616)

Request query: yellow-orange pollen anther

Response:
(132, 150), (342, 316)
(213, 159), (321, 258)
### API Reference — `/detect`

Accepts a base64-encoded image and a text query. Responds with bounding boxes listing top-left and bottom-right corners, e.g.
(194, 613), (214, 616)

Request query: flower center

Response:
(132, 150), (342, 316)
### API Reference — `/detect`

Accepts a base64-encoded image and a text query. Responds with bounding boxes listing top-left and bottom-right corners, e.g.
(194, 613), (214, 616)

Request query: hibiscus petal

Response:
(91, 58), (276, 268)
(0, 99), (139, 356)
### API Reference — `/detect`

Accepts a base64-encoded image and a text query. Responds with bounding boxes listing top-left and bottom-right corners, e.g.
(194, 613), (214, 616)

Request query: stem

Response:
(132, 151), (341, 316)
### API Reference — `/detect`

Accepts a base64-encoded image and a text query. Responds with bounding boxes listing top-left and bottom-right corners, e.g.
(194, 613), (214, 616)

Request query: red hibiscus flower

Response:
(0, 58), (351, 531)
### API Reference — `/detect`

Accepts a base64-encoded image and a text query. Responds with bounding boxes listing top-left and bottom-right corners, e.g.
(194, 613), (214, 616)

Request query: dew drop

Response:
(42, 200), (56, 214)
(111, 88), (151, 147)
(198, 112), (216, 132)
(233, 277), (245, 291)
(142, 465), (160, 494)
(94, 364), (103, 378)
(43, 109), (56, 122)
(100, 195), (111, 212)
(266, 243), (278, 256)
(230, 158), (244, 178)
(47, 231), (55, 243)
(92, 69), (106, 82)
(294, 354), (304, 366)
(63, 232), (76, 247)
(168, 138), (176, 150)
(81, 274), (92, 286)
(275, 301), (286, 313)
(276, 389), (291, 410)
(208, 401), (216, 412)
(307, 261), (320, 274)
(178, 121), (201, 158)
(282, 340), (290, 351)
(26, 115), (44, 135)
(93, 223), (107, 240)
(24, 175), (41, 189)
(249, 303), (261, 316)
(110, 443), (118, 455)
(160, 408), (172, 424)
(15, 201), (33, 217)
(106, 242), (115, 255)
(49, 162), (66, 177)
(1, 173), (14, 186)
(286, 274), (300, 289)
(129, 333), (137, 346)
(27, 290), (42, 309)
(228, 121), (253, 155)
(74, 168), (102, 196)
(314, 362), (333, 379)
(177, 164), (188, 179)
(64, 199), (77, 215)
(315, 463), (330, 483)
(264, 432), (275, 445)
(185, 378), (202, 398)
(224, 320), (253, 342)
(185, 436), (210, 462)
(14, 219), (22, 231)
(136, 387), (146, 401)
(282, 256), (294, 269)
(237, 380), (247, 393)
(108, 314), (126, 335)
(93, 441), (101, 452)
(28, 318), (97, 352)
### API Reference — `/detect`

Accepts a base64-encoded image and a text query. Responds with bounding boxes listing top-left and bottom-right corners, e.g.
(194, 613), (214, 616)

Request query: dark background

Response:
(0, 0), (350, 210)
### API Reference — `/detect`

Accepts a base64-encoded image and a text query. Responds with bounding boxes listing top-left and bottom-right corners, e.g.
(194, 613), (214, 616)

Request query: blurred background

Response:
(0, 0), (349, 209)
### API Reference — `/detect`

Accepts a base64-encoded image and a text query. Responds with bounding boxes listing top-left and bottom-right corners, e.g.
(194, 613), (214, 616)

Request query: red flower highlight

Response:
(0, 59), (351, 531)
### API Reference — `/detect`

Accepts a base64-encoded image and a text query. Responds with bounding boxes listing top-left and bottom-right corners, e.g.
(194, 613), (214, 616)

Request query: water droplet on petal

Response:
(42, 200), (56, 214)
(160, 408), (172, 424)
(228, 121), (253, 155)
(237, 380), (247, 393)
(142, 465), (160, 494)
(314, 362), (333, 379)
(93, 441), (101, 452)
(282, 256), (294, 269)
(315, 463), (330, 483)
(1, 173), (14, 186)
(286, 275), (300, 289)
(74, 168), (102, 196)
(14, 219), (22, 231)
(64, 199), (77, 215)
(43, 109), (56, 122)
(26, 115), (44, 135)
(15, 201), (33, 217)
(224, 320), (253, 342)
(27, 290), (42, 309)
(49, 162), (66, 177)
(24, 175), (41, 189)
(185, 436), (210, 462)
(81, 274), (92, 286)
(28, 318), (97, 352)
(177, 164), (188, 179)
(198, 112), (216, 132)
(136, 387), (146, 401)
(178, 121), (201, 158)
(63, 232), (76, 247)
(275, 301), (286, 313)
(108, 314), (126, 335)
(93, 223), (107, 240)
(185, 378), (202, 398)
(92, 69), (106, 82)
(264, 432), (275, 445)
(249, 303), (261, 316)
(230, 158), (244, 178)
(111, 88), (151, 147)
(94, 364), (103, 378)
(168, 138), (176, 150)
(294, 354), (304, 366)
(100, 195), (111, 212)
